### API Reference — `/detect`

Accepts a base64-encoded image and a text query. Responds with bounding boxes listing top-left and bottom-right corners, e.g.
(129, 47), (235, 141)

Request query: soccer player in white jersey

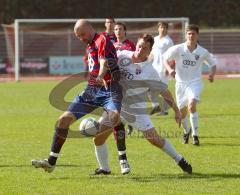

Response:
(164, 24), (217, 146)
(91, 34), (192, 175)
(149, 22), (174, 115)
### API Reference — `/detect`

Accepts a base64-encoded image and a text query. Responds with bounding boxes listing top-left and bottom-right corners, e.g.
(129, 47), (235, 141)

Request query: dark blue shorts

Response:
(67, 83), (123, 120)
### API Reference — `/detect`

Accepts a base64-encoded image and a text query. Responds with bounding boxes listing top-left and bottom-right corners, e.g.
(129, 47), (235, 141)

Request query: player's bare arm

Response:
(208, 65), (216, 83)
(96, 58), (108, 89)
(160, 89), (182, 126)
(164, 60), (176, 78)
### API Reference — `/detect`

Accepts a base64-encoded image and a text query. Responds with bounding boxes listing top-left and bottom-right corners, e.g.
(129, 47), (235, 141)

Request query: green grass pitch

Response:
(0, 78), (240, 194)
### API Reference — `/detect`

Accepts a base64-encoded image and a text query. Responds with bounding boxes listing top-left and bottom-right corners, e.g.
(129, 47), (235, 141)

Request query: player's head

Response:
(157, 22), (168, 36)
(105, 18), (115, 34)
(114, 22), (127, 40)
(185, 24), (199, 44)
(74, 19), (95, 44)
(135, 34), (154, 59)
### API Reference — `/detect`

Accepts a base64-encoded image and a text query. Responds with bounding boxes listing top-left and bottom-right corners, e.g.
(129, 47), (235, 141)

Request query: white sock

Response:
(118, 150), (126, 155)
(94, 143), (110, 171)
(182, 116), (190, 134)
(190, 112), (199, 136)
(162, 139), (182, 163)
(152, 102), (159, 108)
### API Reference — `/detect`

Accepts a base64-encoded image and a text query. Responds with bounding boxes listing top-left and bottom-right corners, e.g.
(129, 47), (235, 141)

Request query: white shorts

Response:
(121, 111), (153, 132)
(175, 80), (203, 109)
(98, 111), (153, 132)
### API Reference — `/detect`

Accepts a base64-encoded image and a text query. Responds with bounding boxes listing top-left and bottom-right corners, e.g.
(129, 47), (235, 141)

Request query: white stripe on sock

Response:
(118, 150), (126, 155)
(50, 152), (60, 157)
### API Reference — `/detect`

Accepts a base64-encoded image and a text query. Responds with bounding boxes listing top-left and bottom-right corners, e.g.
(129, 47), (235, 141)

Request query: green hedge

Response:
(0, 0), (239, 27)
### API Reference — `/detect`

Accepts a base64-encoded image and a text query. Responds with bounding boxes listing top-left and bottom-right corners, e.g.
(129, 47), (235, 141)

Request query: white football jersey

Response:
(151, 35), (174, 84)
(117, 50), (160, 82)
(164, 43), (216, 83)
(117, 50), (167, 113)
(153, 35), (174, 55)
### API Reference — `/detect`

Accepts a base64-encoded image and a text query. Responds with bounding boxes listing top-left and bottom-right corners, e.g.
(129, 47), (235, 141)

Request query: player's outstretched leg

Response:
(91, 128), (112, 175)
(31, 126), (69, 173)
(162, 139), (192, 174)
(92, 143), (111, 175)
(143, 128), (192, 174)
(32, 112), (74, 173)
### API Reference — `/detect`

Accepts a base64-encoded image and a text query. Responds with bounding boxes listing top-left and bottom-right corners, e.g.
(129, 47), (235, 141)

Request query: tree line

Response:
(0, 0), (239, 27)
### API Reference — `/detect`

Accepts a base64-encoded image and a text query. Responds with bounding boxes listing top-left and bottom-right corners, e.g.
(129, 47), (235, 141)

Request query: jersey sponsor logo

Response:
(183, 60), (196, 66)
(120, 67), (134, 80)
(135, 67), (142, 75)
(119, 57), (132, 67)
(195, 54), (200, 60)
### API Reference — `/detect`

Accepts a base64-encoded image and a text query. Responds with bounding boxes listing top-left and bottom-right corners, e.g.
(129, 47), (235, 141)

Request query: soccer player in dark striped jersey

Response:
(83, 18), (117, 77)
(31, 19), (122, 173)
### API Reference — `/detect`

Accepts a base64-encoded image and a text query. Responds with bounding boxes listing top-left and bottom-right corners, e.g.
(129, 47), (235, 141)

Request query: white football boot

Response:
(120, 159), (131, 175)
(31, 159), (55, 173)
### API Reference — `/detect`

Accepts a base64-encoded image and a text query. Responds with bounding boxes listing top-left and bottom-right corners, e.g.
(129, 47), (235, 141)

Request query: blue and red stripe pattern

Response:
(86, 33), (119, 86)
(99, 32), (117, 44)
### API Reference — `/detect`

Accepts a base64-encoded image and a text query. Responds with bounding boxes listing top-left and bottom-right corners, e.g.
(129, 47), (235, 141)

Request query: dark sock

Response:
(48, 126), (69, 165)
(48, 156), (57, 166)
(113, 122), (126, 151)
(113, 122), (127, 160)
(119, 153), (127, 161)
(128, 125), (133, 131)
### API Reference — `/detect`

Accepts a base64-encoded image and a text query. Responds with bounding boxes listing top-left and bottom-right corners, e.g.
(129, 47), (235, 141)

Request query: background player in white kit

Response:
(92, 34), (192, 175)
(164, 24), (217, 146)
(149, 21), (174, 115)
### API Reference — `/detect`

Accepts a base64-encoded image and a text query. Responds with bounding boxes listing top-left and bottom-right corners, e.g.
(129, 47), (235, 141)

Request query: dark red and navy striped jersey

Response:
(99, 32), (117, 44)
(83, 32), (117, 70)
(86, 33), (118, 86)
(114, 39), (136, 51)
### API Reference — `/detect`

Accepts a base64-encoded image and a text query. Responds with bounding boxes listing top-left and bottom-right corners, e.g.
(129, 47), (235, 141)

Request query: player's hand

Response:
(208, 74), (214, 83)
(96, 76), (108, 90)
(164, 69), (169, 76)
(169, 69), (176, 78)
(175, 109), (182, 128)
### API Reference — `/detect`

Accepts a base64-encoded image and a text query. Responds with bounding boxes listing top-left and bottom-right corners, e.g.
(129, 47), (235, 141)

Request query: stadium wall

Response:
(0, 28), (240, 75)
